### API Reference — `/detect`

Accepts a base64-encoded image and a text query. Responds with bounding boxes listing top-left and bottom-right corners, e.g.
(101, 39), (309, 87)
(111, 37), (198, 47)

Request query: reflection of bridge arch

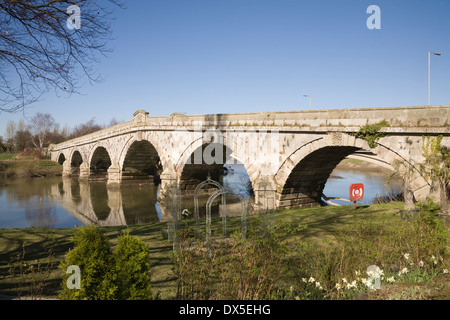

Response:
(49, 178), (161, 227)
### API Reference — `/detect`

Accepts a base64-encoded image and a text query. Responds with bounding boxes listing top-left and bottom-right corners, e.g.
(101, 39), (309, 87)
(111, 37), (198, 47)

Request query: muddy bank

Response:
(334, 158), (394, 174)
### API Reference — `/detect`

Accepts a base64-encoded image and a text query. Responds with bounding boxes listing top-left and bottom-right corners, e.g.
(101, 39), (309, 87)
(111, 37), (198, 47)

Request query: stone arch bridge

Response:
(50, 105), (450, 211)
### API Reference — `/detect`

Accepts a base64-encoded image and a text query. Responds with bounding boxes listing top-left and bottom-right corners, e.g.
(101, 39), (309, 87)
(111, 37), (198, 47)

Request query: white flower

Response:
(302, 278), (308, 283)
(431, 255), (438, 265)
(403, 253), (410, 260)
(335, 283), (342, 290)
(355, 270), (361, 277)
(398, 267), (409, 276)
(361, 278), (370, 287)
(342, 278), (347, 284)
(419, 260), (424, 268)
(386, 276), (395, 283)
(308, 277), (315, 283)
(443, 269), (449, 274)
(346, 280), (357, 290)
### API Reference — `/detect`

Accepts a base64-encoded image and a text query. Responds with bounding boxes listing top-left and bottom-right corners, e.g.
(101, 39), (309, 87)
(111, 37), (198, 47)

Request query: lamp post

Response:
(428, 51), (441, 106)
(302, 94), (311, 110)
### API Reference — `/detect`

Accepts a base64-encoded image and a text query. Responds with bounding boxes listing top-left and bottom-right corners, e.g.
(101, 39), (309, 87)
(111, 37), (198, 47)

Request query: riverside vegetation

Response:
(0, 153), (62, 178)
(0, 198), (449, 300)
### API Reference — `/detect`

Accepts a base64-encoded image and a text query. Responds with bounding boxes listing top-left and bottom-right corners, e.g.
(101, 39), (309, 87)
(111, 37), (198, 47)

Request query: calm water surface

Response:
(0, 165), (402, 229)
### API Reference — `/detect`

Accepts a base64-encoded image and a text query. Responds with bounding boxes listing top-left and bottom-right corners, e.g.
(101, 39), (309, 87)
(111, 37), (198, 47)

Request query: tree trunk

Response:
(440, 182), (449, 213)
(403, 178), (415, 210)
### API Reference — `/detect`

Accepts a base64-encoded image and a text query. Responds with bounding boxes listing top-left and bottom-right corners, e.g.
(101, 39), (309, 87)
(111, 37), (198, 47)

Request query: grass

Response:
(0, 153), (62, 178)
(0, 201), (448, 300)
(0, 154), (16, 161)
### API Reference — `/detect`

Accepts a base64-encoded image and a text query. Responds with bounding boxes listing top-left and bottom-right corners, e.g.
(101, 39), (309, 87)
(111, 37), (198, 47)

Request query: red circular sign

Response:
(349, 183), (364, 201)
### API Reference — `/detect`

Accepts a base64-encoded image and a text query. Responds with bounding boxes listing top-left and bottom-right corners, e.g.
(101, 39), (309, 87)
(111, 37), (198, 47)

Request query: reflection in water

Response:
(121, 181), (160, 225)
(89, 182), (110, 221)
(24, 196), (57, 228)
(0, 178), (81, 228)
(51, 178), (162, 227)
(0, 164), (402, 229)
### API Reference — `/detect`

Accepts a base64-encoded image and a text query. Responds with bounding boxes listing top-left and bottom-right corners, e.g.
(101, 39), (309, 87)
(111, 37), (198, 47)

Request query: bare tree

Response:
(29, 112), (55, 151)
(4, 119), (16, 150)
(70, 117), (102, 138)
(0, 0), (124, 112)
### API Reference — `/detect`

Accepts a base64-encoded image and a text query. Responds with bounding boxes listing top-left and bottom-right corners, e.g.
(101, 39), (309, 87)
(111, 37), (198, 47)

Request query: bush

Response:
(59, 226), (117, 300)
(114, 232), (152, 300)
(59, 227), (153, 300)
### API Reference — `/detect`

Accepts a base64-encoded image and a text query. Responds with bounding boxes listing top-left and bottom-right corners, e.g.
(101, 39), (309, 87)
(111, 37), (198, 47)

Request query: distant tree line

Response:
(0, 113), (120, 156)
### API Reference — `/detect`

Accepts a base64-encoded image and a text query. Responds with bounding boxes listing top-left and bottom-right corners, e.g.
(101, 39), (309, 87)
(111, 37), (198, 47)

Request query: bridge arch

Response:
(89, 146), (112, 177)
(69, 149), (84, 176)
(57, 153), (66, 165)
(175, 133), (256, 178)
(119, 137), (163, 181)
(176, 133), (256, 197)
(273, 133), (427, 208)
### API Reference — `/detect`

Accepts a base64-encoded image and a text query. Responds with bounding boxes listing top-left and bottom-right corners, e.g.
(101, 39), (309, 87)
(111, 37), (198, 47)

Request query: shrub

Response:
(59, 227), (153, 300)
(59, 226), (117, 300)
(114, 232), (152, 300)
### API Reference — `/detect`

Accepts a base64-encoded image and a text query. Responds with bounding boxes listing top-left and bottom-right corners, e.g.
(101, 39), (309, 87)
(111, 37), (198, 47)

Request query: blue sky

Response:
(1, 0), (449, 132)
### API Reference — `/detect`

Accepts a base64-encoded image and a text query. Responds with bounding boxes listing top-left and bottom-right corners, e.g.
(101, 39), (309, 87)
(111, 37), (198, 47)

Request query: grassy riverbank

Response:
(0, 154), (62, 178)
(1, 201), (449, 300)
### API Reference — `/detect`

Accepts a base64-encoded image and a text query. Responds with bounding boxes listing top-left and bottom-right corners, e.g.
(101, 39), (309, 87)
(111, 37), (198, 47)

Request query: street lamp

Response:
(302, 94), (311, 110)
(428, 51), (441, 106)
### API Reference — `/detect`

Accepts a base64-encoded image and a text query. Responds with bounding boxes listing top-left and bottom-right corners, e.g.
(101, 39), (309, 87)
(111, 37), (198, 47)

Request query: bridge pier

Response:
(253, 176), (276, 213)
(62, 160), (72, 177)
(79, 162), (90, 180)
(107, 166), (122, 185)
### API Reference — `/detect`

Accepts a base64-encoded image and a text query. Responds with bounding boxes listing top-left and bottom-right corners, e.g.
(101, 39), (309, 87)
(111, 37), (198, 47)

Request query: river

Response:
(0, 163), (402, 229)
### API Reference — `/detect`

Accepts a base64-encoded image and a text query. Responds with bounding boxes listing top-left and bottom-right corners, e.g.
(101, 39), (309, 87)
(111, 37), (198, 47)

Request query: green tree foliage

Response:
(421, 135), (450, 211)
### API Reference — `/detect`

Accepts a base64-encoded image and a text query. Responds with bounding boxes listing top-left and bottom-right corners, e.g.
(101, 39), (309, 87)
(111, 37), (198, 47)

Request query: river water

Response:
(0, 164), (402, 229)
